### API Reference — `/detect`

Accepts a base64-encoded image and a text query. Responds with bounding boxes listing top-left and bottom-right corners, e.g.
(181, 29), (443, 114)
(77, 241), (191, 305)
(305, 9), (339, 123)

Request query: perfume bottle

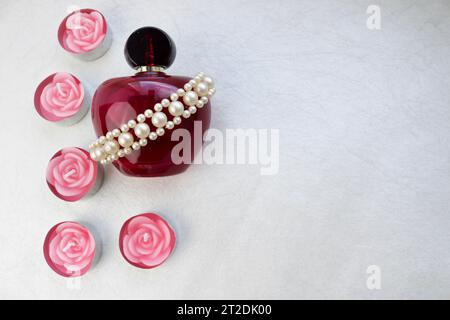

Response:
(91, 27), (211, 177)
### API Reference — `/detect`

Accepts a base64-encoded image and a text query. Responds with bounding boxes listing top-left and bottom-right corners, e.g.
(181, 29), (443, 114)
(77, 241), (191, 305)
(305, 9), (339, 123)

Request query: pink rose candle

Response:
(46, 147), (103, 202)
(58, 8), (112, 61)
(34, 72), (88, 125)
(119, 213), (176, 269)
(44, 222), (96, 277)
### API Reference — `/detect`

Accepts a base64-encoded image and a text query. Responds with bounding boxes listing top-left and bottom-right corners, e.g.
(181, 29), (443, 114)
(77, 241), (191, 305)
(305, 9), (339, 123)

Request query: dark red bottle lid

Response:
(124, 26), (176, 70)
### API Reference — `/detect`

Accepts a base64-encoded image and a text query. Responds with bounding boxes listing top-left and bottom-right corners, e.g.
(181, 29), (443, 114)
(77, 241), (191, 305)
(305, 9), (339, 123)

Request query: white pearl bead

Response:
(124, 147), (132, 155)
(120, 124), (129, 132)
(106, 132), (113, 140)
(161, 99), (170, 107)
(139, 138), (147, 147)
(118, 132), (134, 148)
(195, 81), (209, 97)
(189, 106), (197, 114)
(184, 83), (192, 92)
(200, 96), (208, 104)
(92, 147), (106, 161)
(176, 88), (185, 96)
(208, 88), (216, 97)
(132, 142), (140, 150)
(112, 129), (121, 137)
(183, 91), (198, 106)
(151, 112), (167, 128)
(168, 101), (184, 117)
(104, 140), (119, 155)
(165, 121), (174, 130)
(189, 79), (197, 87)
(98, 136), (106, 145)
(90, 151), (98, 161)
(182, 110), (191, 118)
(149, 132), (158, 140)
(134, 123), (150, 139)
(170, 93), (178, 101)
(194, 76), (202, 82)
(154, 103), (163, 112)
(110, 154), (118, 161)
(203, 76), (214, 89)
(100, 159), (107, 165)
(128, 119), (137, 128)
(173, 116), (182, 125)
(196, 101), (204, 109)
(144, 109), (153, 118)
(137, 114), (146, 123)
(156, 128), (165, 136)
(117, 149), (125, 157)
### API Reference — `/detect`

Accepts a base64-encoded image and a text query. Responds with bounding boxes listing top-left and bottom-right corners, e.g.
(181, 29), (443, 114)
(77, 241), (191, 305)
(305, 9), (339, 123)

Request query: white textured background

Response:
(0, 0), (450, 299)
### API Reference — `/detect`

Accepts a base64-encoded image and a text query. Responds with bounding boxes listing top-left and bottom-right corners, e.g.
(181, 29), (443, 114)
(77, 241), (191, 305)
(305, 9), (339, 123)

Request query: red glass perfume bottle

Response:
(91, 27), (211, 177)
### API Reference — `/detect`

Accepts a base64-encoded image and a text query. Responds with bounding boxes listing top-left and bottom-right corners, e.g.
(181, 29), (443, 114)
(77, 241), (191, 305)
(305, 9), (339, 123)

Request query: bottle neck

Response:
(136, 66), (166, 73)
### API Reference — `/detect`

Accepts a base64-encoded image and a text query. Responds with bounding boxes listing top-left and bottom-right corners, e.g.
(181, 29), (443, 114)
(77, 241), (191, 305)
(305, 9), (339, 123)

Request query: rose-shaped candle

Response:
(58, 8), (111, 61)
(119, 213), (176, 269)
(46, 147), (103, 202)
(44, 222), (96, 277)
(34, 72), (88, 125)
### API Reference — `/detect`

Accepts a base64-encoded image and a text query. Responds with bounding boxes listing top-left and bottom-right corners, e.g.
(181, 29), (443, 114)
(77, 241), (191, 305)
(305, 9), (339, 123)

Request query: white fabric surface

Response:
(0, 0), (450, 299)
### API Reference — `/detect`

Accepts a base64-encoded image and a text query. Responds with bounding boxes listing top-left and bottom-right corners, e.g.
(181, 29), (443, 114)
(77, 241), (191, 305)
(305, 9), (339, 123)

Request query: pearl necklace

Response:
(89, 72), (215, 164)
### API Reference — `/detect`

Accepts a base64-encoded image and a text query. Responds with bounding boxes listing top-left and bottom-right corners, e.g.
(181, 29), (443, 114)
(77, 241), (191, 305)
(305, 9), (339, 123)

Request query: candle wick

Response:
(56, 83), (66, 97)
(63, 169), (76, 179)
(63, 241), (75, 252)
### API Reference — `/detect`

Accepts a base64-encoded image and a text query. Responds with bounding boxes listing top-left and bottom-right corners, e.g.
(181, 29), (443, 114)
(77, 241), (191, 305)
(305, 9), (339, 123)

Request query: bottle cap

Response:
(124, 27), (176, 71)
